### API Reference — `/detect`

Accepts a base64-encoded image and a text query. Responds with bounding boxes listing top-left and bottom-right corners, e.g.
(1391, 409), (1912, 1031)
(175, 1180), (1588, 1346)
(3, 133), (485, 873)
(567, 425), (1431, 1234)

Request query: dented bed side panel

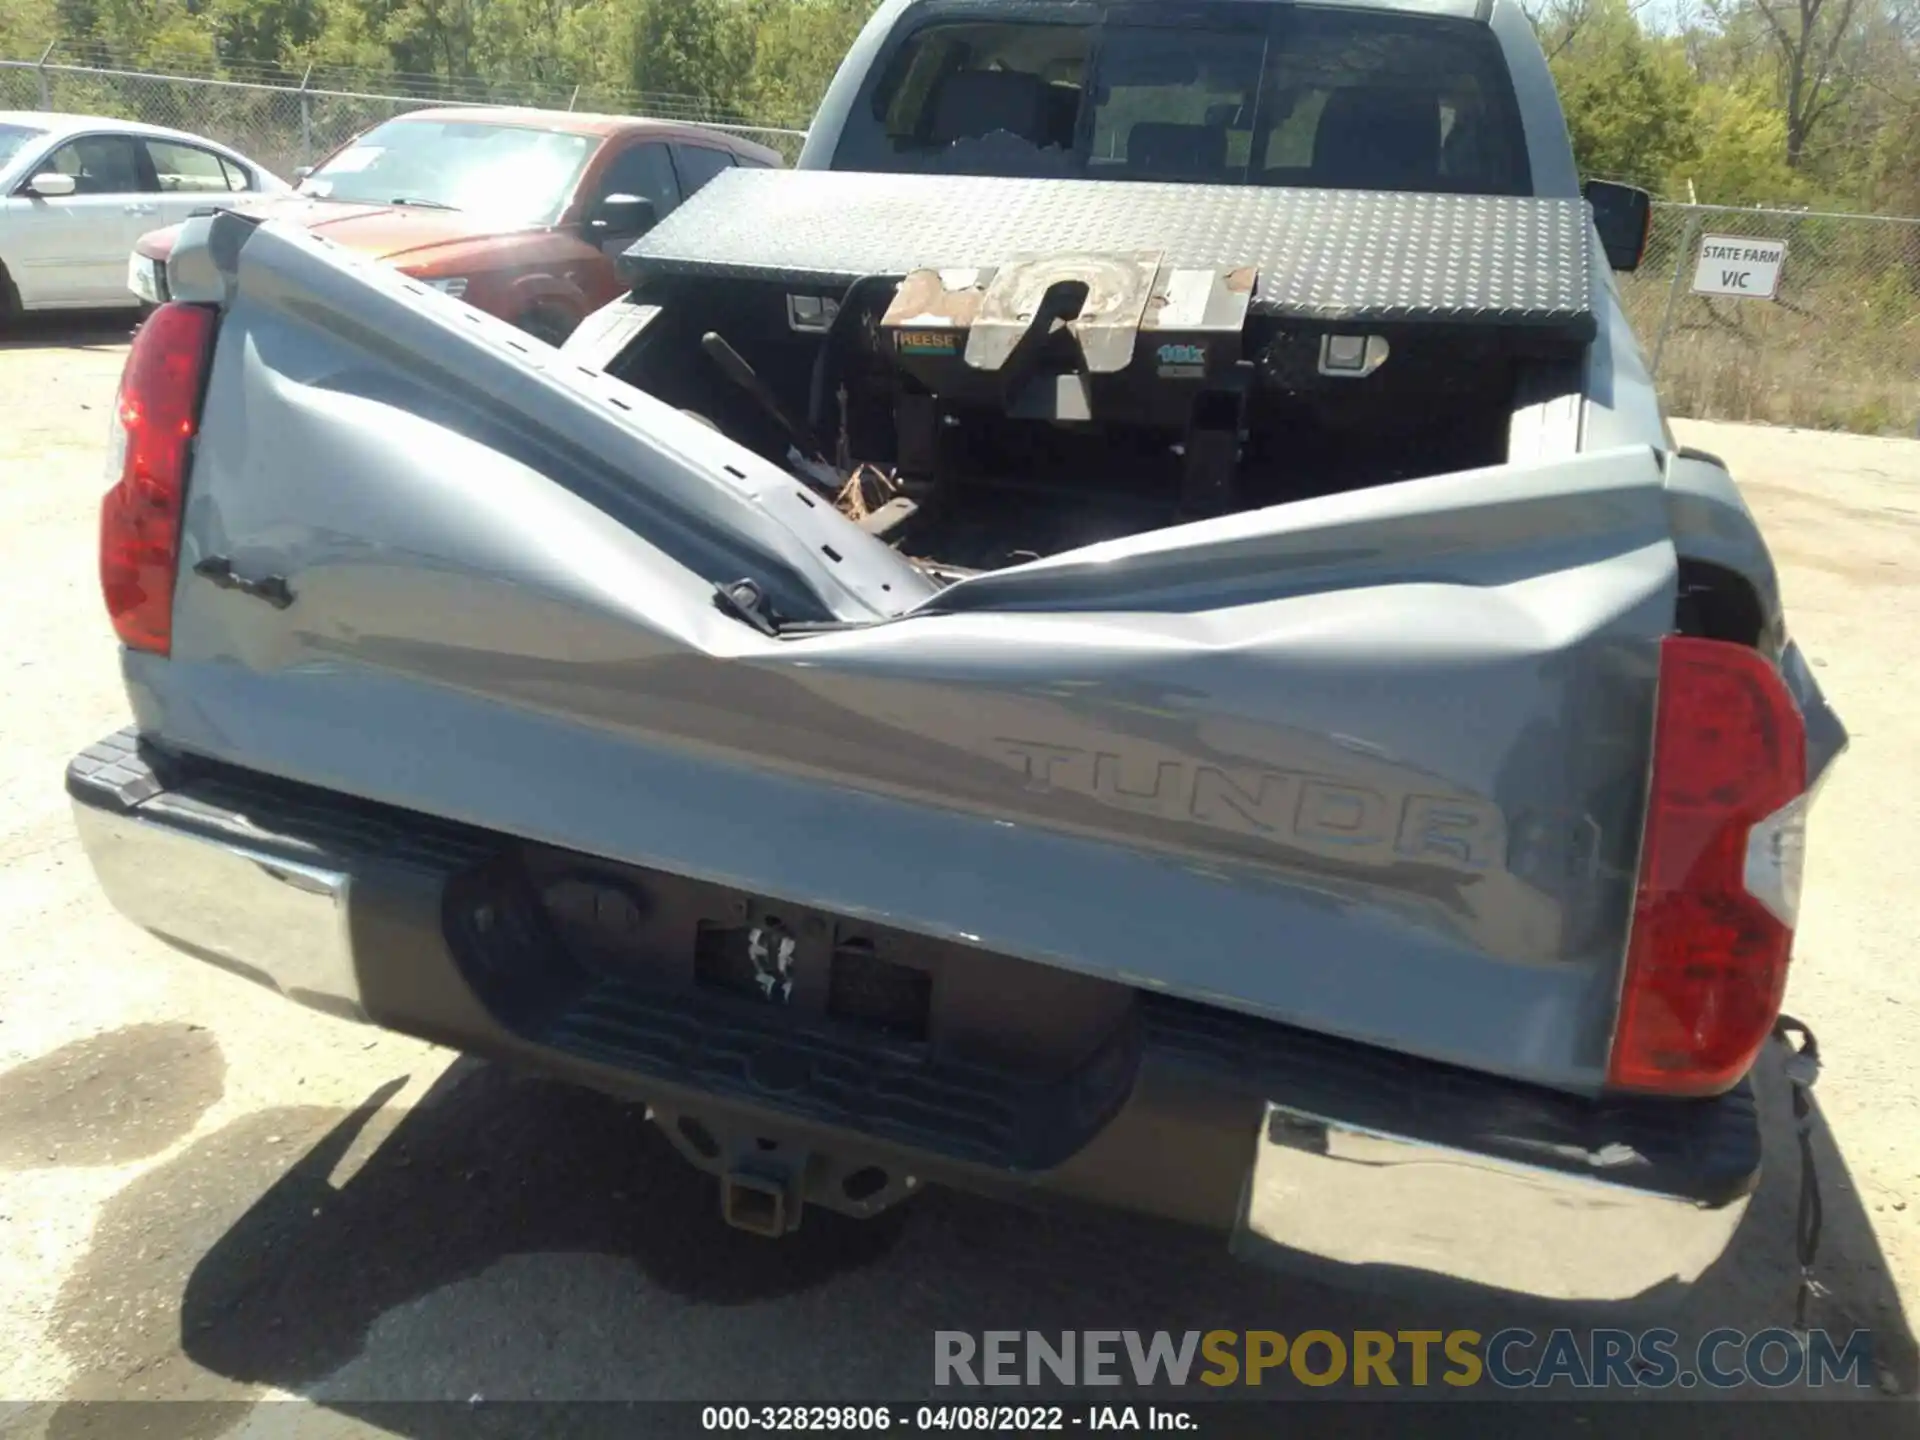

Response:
(143, 218), (1685, 1092)
(178, 221), (940, 630)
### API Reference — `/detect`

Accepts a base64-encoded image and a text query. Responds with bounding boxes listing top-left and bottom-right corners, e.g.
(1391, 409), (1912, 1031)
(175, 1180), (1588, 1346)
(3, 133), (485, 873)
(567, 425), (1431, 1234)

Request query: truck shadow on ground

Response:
(39, 1037), (1919, 1440)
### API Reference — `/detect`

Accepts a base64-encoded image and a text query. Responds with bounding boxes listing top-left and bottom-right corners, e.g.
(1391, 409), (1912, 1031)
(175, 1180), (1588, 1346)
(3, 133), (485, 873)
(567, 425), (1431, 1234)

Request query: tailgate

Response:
(137, 217), (1693, 1092)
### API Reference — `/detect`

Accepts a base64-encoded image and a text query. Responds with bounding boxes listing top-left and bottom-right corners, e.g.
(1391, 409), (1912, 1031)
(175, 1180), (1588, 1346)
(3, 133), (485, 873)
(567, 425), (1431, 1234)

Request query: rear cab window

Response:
(831, 3), (1531, 196)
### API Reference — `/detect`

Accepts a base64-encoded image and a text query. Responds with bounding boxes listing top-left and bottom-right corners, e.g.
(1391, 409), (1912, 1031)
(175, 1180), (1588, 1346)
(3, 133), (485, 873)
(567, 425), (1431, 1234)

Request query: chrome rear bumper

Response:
(72, 797), (368, 1022)
(1233, 1101), (1750, 1301)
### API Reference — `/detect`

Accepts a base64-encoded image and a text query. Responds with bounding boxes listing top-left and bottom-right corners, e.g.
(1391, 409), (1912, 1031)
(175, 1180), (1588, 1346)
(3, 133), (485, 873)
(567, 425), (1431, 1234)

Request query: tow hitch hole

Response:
(755, 1136), (779, 1152)
(722, 1172), (791, 1237)
(843, 1166), (888, 1202)
(677, 1116), (720, 1160)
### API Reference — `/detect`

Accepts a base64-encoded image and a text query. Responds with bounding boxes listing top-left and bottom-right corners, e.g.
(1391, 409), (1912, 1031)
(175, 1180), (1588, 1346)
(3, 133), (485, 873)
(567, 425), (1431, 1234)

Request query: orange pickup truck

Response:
(129, 105), (782, 343)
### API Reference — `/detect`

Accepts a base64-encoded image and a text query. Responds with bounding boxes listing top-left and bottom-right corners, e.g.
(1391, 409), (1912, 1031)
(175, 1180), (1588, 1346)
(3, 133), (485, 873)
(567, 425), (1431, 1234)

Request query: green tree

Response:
(1706, 0), (1869, 168)
(626, 0), (757, 109)
(370, 0), (481, 80)
(469, 0), (579, 87)
(1684, 79), (1804, 200)
(1547, 0), (1702, 189)
(746, 0), (875, 122)
(555, 0), (638, 100)
(1860, 98), (1920, 212)
(210, 0), (327, 71)
(0, 0), (59, 59)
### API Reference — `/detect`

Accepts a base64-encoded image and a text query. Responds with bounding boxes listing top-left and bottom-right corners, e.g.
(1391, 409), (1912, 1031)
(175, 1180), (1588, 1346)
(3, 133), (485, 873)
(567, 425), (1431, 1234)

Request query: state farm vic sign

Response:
(1691, 234), (1788, 300)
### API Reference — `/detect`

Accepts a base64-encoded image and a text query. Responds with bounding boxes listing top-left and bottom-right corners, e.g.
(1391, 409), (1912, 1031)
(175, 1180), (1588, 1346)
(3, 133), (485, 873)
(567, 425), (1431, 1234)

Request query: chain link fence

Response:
(1622, 204), (1919, 436)
(0, 50), (809, 176)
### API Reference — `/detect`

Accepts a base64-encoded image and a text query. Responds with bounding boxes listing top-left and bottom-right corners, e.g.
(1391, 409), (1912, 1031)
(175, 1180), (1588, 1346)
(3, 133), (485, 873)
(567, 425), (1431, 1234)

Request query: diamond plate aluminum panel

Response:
(628, 169), (1595, 339)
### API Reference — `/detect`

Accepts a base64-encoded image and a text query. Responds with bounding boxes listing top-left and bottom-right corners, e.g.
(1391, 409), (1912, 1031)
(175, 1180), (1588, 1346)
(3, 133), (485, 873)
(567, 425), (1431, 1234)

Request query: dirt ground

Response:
(0, 313), (1916, 1434)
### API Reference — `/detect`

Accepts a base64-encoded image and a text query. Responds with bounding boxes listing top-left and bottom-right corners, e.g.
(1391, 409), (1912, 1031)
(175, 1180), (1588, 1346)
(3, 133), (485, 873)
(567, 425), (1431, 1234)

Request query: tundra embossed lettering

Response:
(992, 739), (1504, 872)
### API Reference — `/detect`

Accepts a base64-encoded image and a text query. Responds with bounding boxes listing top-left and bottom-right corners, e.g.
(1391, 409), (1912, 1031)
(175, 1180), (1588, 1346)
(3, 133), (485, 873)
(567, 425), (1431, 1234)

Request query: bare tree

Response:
(1523, 0), (1599, 57)
(1524, 0), (1668, 61)
(1711, 0), (1870, 165)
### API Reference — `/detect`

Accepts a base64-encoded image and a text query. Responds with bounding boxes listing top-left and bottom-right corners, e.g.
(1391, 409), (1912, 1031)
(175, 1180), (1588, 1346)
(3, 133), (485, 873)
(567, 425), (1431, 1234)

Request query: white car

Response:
(0, 111), (287, 315)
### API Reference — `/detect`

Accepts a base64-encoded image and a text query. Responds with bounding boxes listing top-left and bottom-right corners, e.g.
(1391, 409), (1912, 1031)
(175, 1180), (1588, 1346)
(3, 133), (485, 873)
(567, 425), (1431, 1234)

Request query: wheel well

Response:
(0, 258), (20, 317)
(1675, 559), (1765, 646)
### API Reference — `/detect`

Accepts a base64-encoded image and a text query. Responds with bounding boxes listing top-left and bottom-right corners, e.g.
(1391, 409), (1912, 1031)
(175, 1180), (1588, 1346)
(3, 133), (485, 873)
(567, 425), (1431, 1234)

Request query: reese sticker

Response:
(895, 330), (958, 355)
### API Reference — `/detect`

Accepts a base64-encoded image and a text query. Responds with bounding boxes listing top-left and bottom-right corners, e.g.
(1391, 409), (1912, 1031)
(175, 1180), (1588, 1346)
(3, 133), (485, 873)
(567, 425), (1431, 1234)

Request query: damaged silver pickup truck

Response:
(73, 0), (1847, 1303)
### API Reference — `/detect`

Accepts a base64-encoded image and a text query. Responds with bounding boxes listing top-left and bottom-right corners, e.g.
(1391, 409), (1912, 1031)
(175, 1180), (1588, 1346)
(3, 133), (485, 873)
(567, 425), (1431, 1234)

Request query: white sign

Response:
(1692, 234), (1788, 300)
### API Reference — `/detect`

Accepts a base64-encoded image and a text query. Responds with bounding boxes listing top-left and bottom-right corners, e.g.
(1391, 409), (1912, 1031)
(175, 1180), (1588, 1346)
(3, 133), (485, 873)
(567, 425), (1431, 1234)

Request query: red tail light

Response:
(100, 302), (216, 655)
(1609, 636), (1809, 1094)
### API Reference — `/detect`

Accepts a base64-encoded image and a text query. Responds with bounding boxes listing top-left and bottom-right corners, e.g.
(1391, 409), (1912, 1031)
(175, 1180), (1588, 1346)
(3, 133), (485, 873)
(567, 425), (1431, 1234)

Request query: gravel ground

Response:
(0, 314), (1915, 1435)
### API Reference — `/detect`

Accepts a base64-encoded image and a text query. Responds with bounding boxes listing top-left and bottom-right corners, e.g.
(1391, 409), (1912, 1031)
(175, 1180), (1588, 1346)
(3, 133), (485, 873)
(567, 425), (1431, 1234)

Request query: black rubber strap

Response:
(1773, 1013), (1823, 1330)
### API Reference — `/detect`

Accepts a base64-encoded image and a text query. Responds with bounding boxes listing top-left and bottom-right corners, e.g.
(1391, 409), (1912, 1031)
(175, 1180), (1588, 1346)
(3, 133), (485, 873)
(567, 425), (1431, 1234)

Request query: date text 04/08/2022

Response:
(700, 1406), (1195, 1431)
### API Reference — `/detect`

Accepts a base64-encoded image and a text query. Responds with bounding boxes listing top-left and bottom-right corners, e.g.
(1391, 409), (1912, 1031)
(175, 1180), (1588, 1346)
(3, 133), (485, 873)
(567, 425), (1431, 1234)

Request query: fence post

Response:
(1650, 209), (1701, 379)
(35, 40), (55, 109)
(299, 64), (313, 166)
